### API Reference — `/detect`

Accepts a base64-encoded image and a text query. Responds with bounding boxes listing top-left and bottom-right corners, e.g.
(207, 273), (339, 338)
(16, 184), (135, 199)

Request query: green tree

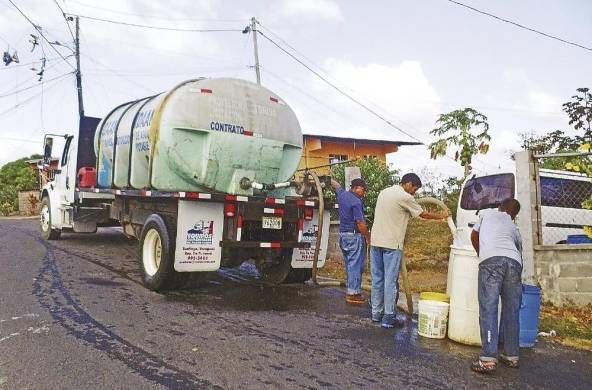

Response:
(562, 87), (592, 140)
(328, 157), (398, 228)
(519, 130), (582, 169)
(428, 108), (491, 177)
(0, 155), (40, 214)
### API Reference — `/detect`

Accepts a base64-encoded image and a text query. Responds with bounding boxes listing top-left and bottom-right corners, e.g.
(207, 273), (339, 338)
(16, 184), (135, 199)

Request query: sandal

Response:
(500, 355), (519, 368)
(471, 359), (497, 374)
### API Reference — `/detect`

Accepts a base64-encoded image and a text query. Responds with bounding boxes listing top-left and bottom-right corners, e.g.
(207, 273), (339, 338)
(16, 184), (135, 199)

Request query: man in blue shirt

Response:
(331, 178), (370, 304)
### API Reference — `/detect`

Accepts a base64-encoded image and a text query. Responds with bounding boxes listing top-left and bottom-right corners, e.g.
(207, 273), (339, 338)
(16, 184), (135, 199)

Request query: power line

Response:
(0, 77), (66, 117)
(0, 136), (43, 144)
(52, 0), (76, 43)
(7, 0), (77, 71)
(445, 0), (592, 52)
(70, 14), (242, 33)
(0, 72), (73, 98)
(257, 30), (423, 144)
(67, 0), (246, 23)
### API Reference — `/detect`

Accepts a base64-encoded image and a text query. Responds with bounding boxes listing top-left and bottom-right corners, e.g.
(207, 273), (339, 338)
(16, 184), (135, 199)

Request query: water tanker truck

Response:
(39, 78), (331, 290)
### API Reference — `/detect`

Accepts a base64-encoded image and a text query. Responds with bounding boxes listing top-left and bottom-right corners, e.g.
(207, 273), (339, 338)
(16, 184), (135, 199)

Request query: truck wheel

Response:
(40, 197), (61, 240)
(139, 214), (178, 291)
(284, 268), (312, 284)
(255, 249), (293, 285)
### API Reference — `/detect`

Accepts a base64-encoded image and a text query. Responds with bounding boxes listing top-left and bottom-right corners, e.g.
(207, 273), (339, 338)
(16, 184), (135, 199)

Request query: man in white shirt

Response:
(370, 173), (448, 328)
(470, 198), (523, 374)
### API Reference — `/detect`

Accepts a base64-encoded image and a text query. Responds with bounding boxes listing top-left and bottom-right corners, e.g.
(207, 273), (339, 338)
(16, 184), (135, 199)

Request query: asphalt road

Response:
(1, 218), (591, 389)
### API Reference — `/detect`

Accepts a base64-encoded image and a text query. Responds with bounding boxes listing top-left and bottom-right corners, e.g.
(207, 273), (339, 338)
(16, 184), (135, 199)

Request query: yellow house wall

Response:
(298, 137), (398, 174)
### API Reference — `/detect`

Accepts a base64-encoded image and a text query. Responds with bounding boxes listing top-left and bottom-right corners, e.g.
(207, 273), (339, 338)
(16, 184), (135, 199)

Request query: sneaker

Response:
(345, 293), (366, 304)
(381, 314), (405, 328)
(499, 354), (519, 368)
(371, 312), (382, 322)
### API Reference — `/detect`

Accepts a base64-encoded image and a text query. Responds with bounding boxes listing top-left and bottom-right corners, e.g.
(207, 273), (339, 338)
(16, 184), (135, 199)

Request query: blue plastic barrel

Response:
(519, 284), (542, 347)
(566, 234), (592, 244)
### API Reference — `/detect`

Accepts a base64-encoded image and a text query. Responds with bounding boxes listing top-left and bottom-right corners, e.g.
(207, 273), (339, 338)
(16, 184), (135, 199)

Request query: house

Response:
(298, 133), (421, 173)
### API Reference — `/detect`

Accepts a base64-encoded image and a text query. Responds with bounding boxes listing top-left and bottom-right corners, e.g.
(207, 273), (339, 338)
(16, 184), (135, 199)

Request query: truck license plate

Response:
(262, 216), (282, 229)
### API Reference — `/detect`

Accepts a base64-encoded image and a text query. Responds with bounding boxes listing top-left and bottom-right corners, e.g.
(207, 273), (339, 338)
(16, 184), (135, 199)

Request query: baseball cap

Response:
(350, 178), (367, 189)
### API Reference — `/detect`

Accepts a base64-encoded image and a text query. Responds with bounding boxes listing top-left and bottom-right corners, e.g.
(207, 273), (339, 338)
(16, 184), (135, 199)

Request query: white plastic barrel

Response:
(418, 300), (450, 339)
(446, 245), (482, 346)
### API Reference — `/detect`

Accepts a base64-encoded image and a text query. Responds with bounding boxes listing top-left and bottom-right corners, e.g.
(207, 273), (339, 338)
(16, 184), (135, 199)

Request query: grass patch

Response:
(318, 219), (451, 294)
(539, 304), (592, 350)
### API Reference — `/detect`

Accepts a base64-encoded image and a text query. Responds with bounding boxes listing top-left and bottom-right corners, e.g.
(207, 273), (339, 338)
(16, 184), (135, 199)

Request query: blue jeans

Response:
(339, 233), (366, 294)
(478, 256), (523, 362)
(370, 246), (402, 316)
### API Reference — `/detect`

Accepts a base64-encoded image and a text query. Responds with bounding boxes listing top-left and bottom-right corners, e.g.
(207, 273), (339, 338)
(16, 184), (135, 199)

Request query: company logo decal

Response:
(186, 220), (214, 245)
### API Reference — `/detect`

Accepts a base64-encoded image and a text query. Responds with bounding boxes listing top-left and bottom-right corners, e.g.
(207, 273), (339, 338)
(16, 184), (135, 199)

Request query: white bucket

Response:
(418, 300), (450, 339)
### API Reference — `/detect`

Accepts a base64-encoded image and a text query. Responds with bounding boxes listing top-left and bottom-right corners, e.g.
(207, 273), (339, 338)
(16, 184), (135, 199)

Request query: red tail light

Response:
(304, 208), (314, 220)
(224, 203), (236, 217)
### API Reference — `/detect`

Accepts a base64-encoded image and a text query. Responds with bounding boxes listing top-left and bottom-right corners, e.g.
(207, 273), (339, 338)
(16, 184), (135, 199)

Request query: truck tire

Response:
(284, 268), (312, 284)
(255, 248), (293, 285)
(139, 214), (179, 291)
(40, 197), (61, 240)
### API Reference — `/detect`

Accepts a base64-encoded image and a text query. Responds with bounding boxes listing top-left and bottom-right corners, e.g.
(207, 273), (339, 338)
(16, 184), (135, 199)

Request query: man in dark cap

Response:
(331, 177), (370, 304)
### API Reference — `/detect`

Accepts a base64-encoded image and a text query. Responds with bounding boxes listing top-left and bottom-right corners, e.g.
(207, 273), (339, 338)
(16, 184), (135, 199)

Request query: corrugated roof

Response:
(302, 132), (422, 146)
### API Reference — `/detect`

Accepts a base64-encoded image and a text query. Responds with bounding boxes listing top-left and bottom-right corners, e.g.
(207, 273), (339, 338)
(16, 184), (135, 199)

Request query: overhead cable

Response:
(70, 14), (242, 33)
(257, 30), (423, 144)
(7, 0), (77, 70)
(446, 0), (592, 52)
(0, 72), (73, 98)
(52, 0), (75, 42)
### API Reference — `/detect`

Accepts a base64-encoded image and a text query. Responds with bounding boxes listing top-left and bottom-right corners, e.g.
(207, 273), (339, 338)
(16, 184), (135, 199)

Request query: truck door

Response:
(55, 135), (76, 206)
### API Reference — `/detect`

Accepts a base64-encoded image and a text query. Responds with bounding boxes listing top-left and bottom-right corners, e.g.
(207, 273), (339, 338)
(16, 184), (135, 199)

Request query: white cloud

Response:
(305, 59), (440, 141)
(279, 0), (343, 22)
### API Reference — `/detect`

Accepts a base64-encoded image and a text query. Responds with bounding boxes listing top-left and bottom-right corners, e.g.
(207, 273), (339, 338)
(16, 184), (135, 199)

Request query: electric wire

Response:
(445, 0), (592, 52)
(52, 0), (76, 42)
(69, 14), (242, 33)
(0, 76), (67, 117)
(257, 30), (423, 144)
(7, 0), (77, 71)
(0, 72), (72, 99)
(68, 0), (246, 23)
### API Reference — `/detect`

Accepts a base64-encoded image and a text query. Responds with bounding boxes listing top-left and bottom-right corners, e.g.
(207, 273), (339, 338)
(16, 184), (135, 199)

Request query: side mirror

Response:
(44, 136), (53, 162)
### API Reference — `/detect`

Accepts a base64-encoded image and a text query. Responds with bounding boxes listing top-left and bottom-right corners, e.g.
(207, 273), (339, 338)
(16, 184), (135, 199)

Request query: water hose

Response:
(309, 171), (324, 284)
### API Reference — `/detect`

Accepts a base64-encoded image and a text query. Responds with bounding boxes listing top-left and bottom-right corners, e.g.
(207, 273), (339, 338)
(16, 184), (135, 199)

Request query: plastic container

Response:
(446, 246), (482, 346)
(519, 284), (542, 347)
(418, 299), (450, 339)
(419, 292), (450, 303)
(94, 78), (303, 195)
(77, 167), (96, 188)
(566, 234), (592, 244)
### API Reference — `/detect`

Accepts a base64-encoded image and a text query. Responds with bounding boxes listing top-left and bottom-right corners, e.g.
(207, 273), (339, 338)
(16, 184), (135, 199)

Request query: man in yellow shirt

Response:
(370, 173), (448, 328)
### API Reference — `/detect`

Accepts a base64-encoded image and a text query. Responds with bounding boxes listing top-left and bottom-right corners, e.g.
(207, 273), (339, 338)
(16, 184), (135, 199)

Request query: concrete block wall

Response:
(18, 190), (40, 216)
(535, 244), (592, 307)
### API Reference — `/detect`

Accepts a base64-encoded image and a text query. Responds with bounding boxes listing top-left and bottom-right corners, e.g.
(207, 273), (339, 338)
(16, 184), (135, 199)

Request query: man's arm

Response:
(330, 179), (341, 190)
(419, 208), (449, 220)
(471, 230), (480, 256)
(356, 220), (370, 245)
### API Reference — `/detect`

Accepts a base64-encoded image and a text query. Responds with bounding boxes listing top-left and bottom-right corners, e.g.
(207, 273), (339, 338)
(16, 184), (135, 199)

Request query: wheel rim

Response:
(143, 228), (162, 276)
(40, 204), (50, 232)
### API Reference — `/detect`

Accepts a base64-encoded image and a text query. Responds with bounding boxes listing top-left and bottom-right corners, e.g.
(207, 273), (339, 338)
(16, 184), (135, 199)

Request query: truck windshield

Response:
(460, 173), (514, 210)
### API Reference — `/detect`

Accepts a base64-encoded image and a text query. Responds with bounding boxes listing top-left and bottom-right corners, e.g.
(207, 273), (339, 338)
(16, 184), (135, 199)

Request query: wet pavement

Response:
(1, 218), (591, 389)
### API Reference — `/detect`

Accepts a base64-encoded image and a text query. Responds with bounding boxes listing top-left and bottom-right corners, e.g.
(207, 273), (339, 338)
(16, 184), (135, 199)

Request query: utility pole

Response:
(251, 17), (261, 85)
(74, 16), (84, 118)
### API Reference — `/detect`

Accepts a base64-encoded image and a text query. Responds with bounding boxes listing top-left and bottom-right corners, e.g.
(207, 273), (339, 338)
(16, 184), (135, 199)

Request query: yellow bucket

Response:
(419, 292), (450, 303)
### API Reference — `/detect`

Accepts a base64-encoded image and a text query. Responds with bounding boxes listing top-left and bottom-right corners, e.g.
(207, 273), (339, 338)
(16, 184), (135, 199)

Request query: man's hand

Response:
(330, 179), (341, 190)
(419, 208), (449, 220)
(356, 220), (370, 246)
(471, 230), (480, 256)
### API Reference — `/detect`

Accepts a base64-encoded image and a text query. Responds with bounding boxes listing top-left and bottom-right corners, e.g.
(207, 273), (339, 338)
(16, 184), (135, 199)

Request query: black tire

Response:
(40, 196), (61, 240)
(138, 214), (181, 291)
(255, 248), (293, 285)
(284, 268), (312, 284)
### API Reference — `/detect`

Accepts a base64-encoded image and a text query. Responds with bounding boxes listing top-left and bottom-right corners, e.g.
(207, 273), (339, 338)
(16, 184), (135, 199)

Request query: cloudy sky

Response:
(1, 0), (591, 180)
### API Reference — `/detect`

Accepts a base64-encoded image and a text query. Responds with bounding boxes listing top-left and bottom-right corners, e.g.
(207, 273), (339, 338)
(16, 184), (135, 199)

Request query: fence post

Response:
(515, 150), (541, 284)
